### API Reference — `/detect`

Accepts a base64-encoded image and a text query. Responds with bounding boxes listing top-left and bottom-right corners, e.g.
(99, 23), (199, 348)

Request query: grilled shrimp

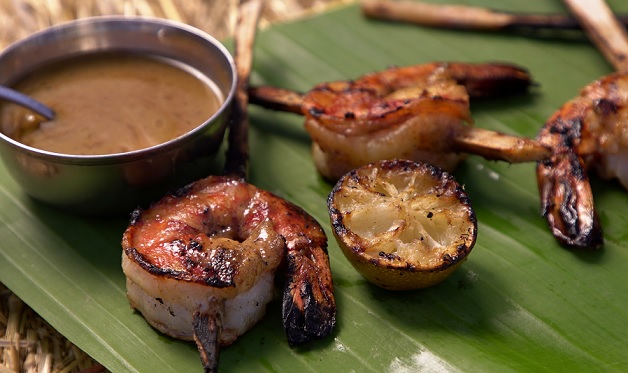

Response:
(536, 72), (628, 249)
(250, 61), (550, 180)
(121, 175), (336, 346)
(122, 1), (335, 371)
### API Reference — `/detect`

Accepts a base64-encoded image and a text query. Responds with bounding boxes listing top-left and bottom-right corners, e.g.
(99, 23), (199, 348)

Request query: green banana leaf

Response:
(2, 1), (628, 371)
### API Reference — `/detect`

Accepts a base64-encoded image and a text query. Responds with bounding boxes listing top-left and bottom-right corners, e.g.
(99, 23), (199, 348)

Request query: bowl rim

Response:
(0, 15), (236, 165)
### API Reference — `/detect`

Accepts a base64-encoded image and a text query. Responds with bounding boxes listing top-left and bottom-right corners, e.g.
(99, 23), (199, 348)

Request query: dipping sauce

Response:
(0, 52), (223, 155)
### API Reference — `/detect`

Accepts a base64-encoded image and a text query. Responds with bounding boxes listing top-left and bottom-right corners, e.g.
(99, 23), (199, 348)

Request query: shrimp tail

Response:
(537, 151), (604, 249)
(536, 99), (605, 249)
(192, 312), (221, 373)
(444, 62), (533, 98)
(282, 248), (336, 346)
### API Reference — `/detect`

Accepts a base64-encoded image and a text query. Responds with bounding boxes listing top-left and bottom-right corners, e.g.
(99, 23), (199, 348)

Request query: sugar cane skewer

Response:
(563, 0), (628, 72)
(361, 0), (628, 32)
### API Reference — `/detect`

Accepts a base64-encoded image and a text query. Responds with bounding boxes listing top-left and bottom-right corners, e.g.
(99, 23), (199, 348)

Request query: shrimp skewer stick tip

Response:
(249, 85), (305, 114)
(192, 311), (221, 372)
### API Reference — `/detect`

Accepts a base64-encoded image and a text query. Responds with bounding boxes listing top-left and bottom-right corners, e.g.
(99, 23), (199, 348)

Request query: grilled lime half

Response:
(327, 159), (477, 290)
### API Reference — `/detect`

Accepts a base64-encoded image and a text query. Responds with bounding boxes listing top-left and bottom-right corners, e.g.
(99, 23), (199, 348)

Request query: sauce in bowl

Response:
(0, 52), (223, 155)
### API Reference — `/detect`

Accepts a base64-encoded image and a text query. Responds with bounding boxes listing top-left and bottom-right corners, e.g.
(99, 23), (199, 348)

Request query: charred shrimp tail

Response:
(536, 150), (604, 249)
(283, 245), (336, 345)
(384, 61), (533, 99)
(453, 62), (532, 98)
(346, 61), (533, 99)
(268, 197), (337, 345)
(535, 96), (607, 249)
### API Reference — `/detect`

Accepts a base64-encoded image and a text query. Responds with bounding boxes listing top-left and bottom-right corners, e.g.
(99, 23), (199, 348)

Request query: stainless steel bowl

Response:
(0, 16), (236, 216)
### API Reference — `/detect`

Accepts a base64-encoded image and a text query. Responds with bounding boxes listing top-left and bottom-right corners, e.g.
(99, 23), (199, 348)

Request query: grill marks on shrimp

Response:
(121, 176), (336, 351)
(536, 72), (628, 249)
(125, 237), (241, 287)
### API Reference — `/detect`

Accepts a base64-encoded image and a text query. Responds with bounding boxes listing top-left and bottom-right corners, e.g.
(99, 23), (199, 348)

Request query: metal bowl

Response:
(0, 16), (236, 216)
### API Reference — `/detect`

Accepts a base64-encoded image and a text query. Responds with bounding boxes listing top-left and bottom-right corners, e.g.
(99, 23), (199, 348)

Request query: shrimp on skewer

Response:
(121, 175), (336, 352)
(121, 1), (336, 371)
(249, 61), (551, 180)
(535, 0), (628, 249)
(535, 74), (628, 249)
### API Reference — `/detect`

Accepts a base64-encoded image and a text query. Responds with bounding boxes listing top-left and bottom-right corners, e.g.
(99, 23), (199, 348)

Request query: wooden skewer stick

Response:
(223, 0), (263, 180)
(563, 0), (628, 73)
(248, 86), (304, 114)
(192, 1), (263, 372)
(361, 0), (628, 31)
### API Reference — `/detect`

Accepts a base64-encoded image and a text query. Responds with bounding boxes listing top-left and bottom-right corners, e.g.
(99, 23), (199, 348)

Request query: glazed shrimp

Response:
(535, 0), (628, 249)
(535, 74), (628, 249)
(121, 174), (336, 347)
(250, 61), (550, 180)
(121, 1), (336, 371)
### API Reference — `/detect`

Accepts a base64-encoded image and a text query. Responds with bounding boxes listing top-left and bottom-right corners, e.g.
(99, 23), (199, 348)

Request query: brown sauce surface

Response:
(0, 53), (222, 155)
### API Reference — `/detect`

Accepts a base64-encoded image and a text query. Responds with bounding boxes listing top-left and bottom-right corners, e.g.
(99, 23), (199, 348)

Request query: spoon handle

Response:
(0, 85), (55, 120)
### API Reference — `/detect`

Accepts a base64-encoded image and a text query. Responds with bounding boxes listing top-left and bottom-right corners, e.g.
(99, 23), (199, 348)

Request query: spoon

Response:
(0, 85), (55, 120)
